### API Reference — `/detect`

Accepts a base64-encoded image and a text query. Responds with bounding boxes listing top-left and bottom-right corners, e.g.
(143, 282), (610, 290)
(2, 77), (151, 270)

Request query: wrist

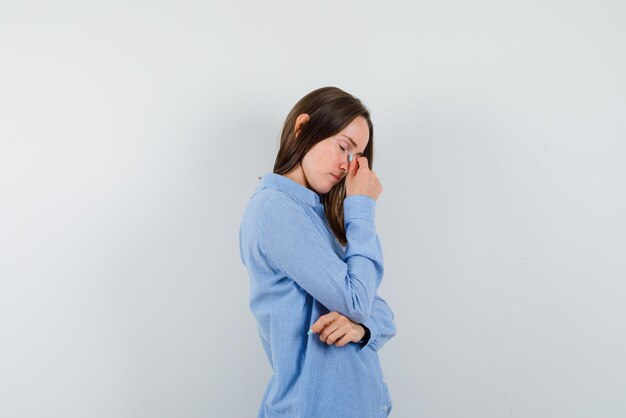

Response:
(356, 324), (370, 344)
(357, 325), (365, 341)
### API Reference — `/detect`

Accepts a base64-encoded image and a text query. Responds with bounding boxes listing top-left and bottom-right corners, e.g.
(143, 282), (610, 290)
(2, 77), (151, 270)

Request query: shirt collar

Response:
(257, 173), (323, 207)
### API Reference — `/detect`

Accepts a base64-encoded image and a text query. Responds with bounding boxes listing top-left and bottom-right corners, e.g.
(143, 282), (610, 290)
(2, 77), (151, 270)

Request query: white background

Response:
(1, 1), (625, 417)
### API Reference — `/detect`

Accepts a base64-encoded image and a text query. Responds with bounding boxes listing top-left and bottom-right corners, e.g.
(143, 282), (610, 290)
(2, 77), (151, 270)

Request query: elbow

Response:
(345, 284), (377, 324)
(389, 322), (398, 339)
(343, 269), (380, 324)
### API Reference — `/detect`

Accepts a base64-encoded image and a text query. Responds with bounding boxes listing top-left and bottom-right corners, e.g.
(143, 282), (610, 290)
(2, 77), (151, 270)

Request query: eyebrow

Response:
(340, 134), (364, 155)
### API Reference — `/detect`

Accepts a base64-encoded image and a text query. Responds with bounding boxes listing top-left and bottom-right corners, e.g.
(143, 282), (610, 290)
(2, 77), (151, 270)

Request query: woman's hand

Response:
(310, 311), (366, 347)
(345, 156), (383, 201)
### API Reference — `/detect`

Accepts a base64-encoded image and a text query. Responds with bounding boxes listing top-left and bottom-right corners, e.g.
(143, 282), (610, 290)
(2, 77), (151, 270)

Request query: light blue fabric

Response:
(239, 172), (397, 418)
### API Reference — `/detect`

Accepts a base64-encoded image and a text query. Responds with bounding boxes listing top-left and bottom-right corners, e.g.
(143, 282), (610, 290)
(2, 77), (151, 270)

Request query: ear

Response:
(294, 113), (310, 138)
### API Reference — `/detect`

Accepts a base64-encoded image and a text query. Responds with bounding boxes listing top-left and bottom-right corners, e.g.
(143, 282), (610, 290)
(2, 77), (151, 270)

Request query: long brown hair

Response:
(273, 86), (374, 247)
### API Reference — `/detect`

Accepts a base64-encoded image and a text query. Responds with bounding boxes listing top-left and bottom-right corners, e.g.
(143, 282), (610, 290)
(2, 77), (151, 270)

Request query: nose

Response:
(339, 157), (349, 175)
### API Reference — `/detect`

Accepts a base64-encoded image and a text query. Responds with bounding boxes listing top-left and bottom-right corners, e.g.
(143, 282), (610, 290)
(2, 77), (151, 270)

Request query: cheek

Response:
(320, 144), (342, 164)
(305, 148), (328, 169)
(301, 154), (320, 179)
(303, 143), (339, 177)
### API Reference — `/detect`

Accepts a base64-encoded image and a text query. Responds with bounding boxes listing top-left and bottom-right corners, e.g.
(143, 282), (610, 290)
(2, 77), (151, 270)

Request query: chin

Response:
(314, 185), (331, 195)
(312, 180), (332, 195)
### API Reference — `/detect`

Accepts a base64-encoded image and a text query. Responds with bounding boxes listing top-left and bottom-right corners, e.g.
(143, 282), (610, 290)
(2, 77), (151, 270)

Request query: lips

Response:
(330, 173), (341, 183)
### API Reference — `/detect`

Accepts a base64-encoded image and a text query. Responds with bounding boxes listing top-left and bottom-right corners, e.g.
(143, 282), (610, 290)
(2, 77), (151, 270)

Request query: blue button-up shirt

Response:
(239, 173), (397, 417)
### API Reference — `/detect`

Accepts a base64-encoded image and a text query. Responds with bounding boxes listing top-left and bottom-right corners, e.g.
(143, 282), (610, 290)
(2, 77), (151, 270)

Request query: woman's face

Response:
(299, 115), (370, 194)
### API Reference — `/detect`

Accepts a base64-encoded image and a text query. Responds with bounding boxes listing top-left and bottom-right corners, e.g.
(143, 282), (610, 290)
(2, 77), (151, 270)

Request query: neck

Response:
(283, 163), (311, 190)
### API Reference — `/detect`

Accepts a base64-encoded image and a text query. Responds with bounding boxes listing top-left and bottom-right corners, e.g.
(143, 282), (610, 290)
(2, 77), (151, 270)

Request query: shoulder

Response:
(249, 188), (308, 224)
(250, 187), (301, 210)
(249, 190), (317, 249)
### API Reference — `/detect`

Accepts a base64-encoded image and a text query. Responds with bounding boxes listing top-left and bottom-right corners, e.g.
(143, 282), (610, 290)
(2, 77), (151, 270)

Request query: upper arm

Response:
(259, 195), (383, 323)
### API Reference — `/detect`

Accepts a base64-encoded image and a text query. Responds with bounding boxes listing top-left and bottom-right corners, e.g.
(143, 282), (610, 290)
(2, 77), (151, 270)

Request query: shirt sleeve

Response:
(259, 194), (384, 324)
(358, 292), (397, 351)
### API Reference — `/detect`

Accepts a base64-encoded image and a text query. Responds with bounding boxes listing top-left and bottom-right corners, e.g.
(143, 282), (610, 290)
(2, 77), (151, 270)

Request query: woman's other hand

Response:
(309, 311), (366, 347)
(345, 156), (382, 201)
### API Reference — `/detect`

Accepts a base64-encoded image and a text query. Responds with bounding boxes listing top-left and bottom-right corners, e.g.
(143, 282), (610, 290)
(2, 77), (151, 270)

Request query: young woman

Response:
(239, 86), (397, 417)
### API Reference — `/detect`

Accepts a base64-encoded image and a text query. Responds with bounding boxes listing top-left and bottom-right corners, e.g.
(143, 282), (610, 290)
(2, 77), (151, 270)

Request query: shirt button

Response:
(382, 405), (388, 411)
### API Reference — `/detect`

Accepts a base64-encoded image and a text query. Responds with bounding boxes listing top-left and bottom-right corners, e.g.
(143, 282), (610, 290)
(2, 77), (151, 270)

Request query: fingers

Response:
(310, 312), (364, 347)
(349, 154), (359, 176)
(333, 333), (352, 347)
(311, 312), (346, 337)
(348, 156), (369, 177)
(319, 321), (350, 344)
(310, 312), (353, 345)
(324, 327), (349, 345)
(310, 311), (339, 334)
(358, 156), (368, 167)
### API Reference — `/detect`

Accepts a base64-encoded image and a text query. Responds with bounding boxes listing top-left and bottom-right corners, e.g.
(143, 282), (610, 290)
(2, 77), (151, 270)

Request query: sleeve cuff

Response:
(358, 316), (379, 350)
(343, 195), (376, 224)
